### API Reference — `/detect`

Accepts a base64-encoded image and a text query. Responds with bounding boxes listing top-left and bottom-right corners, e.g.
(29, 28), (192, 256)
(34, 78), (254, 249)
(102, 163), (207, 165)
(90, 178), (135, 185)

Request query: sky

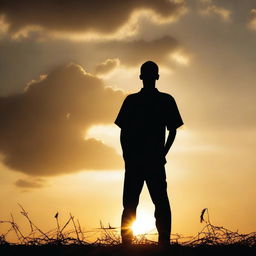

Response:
(0, 0), (256, 242)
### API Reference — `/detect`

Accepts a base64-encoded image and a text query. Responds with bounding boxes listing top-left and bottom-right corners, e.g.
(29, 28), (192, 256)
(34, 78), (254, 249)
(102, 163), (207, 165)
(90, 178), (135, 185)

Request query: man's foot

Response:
(121, 237), (133, 246)
(121, 227), (134, 246)
(158, 239), (170, 247)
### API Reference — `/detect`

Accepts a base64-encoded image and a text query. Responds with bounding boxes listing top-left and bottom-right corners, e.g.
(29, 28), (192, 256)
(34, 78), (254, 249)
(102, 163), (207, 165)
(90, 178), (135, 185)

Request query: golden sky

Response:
(0, 0), (255, 242)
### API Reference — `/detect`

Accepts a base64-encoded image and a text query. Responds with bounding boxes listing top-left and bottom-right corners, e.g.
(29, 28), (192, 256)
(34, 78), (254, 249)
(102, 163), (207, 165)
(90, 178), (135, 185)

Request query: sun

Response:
(131, 213), (155, 236)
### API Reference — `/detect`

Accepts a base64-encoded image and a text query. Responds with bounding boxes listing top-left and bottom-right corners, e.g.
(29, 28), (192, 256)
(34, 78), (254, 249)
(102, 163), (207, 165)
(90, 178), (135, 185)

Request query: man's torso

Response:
(118, 88), (172, 164)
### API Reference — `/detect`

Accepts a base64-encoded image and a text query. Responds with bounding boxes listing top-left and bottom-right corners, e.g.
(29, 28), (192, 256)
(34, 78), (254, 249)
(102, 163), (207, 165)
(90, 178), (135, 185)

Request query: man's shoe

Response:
(121, 237), (133, 246)
(158, 239), (170, 247)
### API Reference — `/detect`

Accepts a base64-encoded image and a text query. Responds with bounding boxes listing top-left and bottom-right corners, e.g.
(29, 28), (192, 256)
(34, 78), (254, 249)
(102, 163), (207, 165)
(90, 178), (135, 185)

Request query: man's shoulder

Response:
(124, 92), (141, 102)
(124, 90), (175, 103)
(157, 91), (175, 102)
(127, 91), (141, 97)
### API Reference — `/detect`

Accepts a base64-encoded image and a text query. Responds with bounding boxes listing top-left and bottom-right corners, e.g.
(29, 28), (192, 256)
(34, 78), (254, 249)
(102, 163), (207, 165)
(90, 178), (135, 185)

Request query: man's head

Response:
(139, 61), (159, 81)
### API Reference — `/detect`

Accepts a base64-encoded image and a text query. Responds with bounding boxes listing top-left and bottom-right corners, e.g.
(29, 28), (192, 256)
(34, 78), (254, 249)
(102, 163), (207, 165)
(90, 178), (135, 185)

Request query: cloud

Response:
(0, 15), (9, 37)
(0, 0), (185, 39)
(0, 63), (125, 176)
(15, 178), (46, 188)
(170, 50), (190, 66)
(0, 36), (182, 96)
(248, 9), (256, 30)
(199, 0), (231, 21)
(94, 58), (120, 75)
(98, 36), (180, 67)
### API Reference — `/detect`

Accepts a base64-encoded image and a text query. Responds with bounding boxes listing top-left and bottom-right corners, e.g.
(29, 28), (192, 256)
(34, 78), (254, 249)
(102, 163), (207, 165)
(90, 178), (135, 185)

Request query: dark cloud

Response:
(0, 0), (185, 36)
(15, 178), (46, 188)
(97, 36), (179, 66)
(92, 36), (180, 71)
(0, 63), (125, 176)
(0, 36), (180, 96)
(94, 58), (120, 75)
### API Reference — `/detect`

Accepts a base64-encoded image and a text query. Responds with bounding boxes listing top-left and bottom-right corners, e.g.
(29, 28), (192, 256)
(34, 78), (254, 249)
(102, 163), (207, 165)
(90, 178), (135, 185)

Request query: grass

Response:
(0, 205), (255, 255)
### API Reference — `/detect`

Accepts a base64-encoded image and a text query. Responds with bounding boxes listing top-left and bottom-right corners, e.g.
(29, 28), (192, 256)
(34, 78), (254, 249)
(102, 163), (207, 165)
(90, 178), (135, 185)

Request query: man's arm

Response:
(163, 128), (177, 156)
(120, 129), (128, 153)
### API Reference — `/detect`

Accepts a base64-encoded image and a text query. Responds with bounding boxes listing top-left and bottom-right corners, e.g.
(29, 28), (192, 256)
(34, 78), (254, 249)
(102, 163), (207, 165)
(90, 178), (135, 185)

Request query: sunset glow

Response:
(132, 213), (155, 236)
(0, 0), (255, 244)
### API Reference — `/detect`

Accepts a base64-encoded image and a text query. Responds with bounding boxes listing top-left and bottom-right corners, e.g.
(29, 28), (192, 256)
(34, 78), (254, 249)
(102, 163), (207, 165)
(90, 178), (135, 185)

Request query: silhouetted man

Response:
(114, 61), (183, 245)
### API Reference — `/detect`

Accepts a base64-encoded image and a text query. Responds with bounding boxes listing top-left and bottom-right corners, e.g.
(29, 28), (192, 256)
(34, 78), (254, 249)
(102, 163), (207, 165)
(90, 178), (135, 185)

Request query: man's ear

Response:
(156, 74), (159, 80)
(139, 74), (143, 80)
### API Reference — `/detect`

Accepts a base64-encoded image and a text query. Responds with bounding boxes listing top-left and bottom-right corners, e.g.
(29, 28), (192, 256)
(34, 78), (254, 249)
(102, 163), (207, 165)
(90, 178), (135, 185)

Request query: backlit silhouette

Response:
(115, 61), (183, 245)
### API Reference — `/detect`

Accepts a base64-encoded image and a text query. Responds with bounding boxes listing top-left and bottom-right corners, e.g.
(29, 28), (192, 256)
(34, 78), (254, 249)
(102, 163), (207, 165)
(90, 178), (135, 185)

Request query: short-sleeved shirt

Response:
(115, 88), (183, 164)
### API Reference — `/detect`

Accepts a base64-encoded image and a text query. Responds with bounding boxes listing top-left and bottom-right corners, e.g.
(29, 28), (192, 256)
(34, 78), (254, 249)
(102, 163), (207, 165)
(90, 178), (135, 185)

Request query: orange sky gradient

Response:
(0, 0), (255, 242)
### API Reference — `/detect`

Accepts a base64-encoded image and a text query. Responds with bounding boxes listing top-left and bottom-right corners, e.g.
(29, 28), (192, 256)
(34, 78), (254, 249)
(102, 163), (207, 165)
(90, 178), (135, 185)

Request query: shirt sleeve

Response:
(165, 96), (184, 130)
(114, 96), (129, 129)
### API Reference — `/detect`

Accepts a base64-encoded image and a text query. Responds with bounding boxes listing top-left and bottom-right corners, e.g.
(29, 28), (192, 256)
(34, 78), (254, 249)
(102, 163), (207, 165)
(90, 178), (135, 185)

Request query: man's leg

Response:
(145, 164), (171, 245)
(121, 163), (144, 244)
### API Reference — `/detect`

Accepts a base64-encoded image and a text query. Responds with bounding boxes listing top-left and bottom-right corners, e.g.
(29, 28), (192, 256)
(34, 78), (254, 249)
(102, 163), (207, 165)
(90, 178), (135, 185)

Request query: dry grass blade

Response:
(17, 203), (50, 240)
(70, 213), (81, 244)
(200, 208), (207, 223)
(0, 206), (255, 248)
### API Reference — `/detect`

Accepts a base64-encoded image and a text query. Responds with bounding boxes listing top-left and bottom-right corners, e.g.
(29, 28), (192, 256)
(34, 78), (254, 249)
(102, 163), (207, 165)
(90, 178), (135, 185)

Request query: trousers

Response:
(121, 161), (171, 244)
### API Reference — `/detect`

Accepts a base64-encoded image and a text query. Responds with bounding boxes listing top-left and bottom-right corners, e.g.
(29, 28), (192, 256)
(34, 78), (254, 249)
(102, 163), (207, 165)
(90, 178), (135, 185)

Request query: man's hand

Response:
(163, 129), (177, 156)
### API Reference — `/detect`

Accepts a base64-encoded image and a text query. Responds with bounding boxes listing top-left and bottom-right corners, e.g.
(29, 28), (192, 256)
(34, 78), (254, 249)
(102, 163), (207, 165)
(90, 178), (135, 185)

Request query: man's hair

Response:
(140, 61), (159, 75)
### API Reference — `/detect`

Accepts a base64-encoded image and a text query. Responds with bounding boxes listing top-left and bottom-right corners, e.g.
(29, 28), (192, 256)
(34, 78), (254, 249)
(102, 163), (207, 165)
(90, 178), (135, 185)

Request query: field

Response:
(1, 206), (255, 256)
